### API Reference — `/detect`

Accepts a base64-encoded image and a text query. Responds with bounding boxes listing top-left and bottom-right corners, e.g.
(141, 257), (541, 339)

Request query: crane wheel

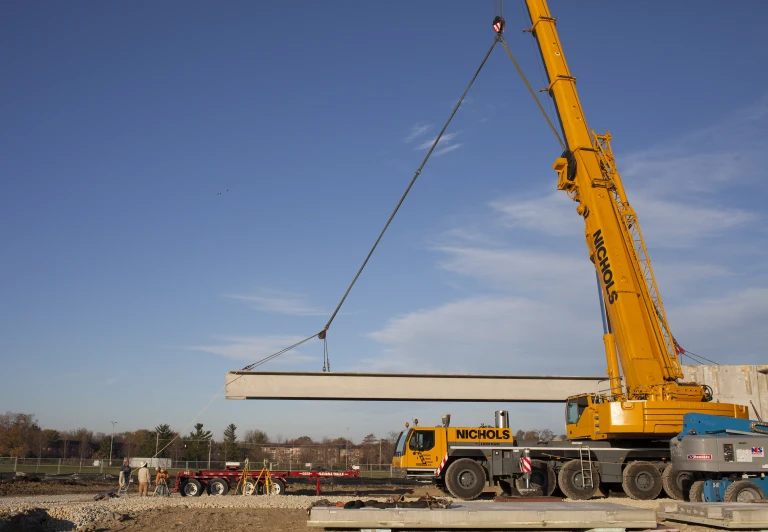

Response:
(661, 463), (694, 501)
(688, 480), (706, 502)
(557, 460), (599, 500)
(515, 459), (556, 496)
(622, 461), (662, 500)
(724, 480), (766, 502)
(207, 478), (229, 496)
(444, 458), (486, 500)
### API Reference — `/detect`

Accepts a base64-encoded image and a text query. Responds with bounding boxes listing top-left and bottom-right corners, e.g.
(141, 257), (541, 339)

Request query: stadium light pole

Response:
(109, 421), (118, 466)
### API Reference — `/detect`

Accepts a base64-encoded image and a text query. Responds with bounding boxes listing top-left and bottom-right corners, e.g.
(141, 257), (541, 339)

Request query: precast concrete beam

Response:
(225, 371), (606, 402)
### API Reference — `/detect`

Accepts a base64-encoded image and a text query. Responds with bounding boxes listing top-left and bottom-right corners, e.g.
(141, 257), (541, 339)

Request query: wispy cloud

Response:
(189, 335), (319, 365)
(417, 132), (459, 150)
(225, 290), (325, 316)
(404, 123), (431, 143)
(434, 143), (463, 156)
(364, 295), (604, 375)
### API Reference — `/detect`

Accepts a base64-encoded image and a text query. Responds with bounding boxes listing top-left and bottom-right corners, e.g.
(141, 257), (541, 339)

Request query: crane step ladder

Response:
(578, 446), (594, 489)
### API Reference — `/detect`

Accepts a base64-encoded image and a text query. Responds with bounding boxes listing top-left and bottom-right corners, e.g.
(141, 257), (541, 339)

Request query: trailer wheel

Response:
(557, 460), (599, 500)
(724, 480), (766, 502)
(622, 461), (662, 500)
(181, 479), (202, 497)
(207, 478), (229, 496)
(688, 480), (706, 502)
(270, 478), (286, 495)
(498, 479), (520, 497)
(515, 459), (556, 496)
(444, 459), (486, 500)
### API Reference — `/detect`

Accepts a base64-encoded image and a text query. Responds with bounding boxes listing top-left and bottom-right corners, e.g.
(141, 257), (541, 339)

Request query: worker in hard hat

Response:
(137, 462), (150, 496)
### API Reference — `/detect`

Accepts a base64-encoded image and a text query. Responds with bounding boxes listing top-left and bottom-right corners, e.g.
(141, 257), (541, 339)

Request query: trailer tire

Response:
(498, 479), (520, 497)
(181, 479), (202, 497)
(622, 461), (662, 500)
(689, 480), (706, 502)
(661, 463), (693, 501)
(558, 460), (599, 500)
(724, 480), (766, 502)
(270, 478), (286, 495)
(515, 459), (556, 496)
(207, 478), (229, 496)
(444, 459), (486, 500)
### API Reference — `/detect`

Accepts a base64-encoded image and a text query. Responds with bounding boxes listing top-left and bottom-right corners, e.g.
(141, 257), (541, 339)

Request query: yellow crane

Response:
(524, 0), (747, 439)
(393, 1), (750, 502)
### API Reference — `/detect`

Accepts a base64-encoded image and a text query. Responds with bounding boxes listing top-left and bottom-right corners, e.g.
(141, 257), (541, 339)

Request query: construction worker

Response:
(154, 467), (170, 496)
(119, 459), (131, 490)
(137, 462), (150, 496)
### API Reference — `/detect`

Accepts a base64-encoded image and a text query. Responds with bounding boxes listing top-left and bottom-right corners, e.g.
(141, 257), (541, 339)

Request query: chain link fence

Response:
(0, 457), (394, 478)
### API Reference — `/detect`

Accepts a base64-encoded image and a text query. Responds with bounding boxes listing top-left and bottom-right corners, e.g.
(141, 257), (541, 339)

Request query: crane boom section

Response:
(523, 1), (688, 400)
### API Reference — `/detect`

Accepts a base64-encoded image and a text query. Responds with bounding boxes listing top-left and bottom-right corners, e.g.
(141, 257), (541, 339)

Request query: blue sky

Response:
(2, 1), (767, 444)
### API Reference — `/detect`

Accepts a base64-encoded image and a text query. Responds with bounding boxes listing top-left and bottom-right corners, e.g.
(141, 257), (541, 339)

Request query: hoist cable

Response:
(238, 36), (501, 372)
(320, 36), (501, 336)
(498, 37), (565, 150)
(239, 332), (319, 371)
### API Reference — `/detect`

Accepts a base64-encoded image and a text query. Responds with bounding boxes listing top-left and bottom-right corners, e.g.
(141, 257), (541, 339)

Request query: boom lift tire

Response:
(515, 459), (556, 496)
(723, 480), (766, 502)
(622, 461), (662, 500)
(207, 478), (229, 496)
(181, 479), (203, 497)
(557, 460), (599, 500)
(688, 480), (706, 502)
(661, 463), (693, 501)
(444, 458), (486, 500)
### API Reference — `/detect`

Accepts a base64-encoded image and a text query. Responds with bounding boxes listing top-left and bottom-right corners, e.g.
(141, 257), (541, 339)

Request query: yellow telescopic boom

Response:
(522, 0), (747, 438)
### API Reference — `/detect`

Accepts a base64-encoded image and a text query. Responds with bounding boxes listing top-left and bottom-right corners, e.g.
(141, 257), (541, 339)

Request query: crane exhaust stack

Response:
(495, 410), (509, 429)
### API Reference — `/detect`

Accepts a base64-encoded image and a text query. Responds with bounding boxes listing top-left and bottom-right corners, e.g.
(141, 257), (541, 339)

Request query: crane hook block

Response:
(492, 16), (505, 35)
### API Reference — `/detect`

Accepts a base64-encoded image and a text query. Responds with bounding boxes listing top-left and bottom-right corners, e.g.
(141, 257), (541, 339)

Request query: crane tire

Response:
(515, 459), (556, 496)
(688, 480), (706, 502)
(661, 463), (693, 501)
(557, 460), (599, 500)
(181, 479), (202, 497)
(207, 478), (229, 496)
(622, 461), (662, 500)
(724, 480), (766, 502)
(498, 479), (520, 497)
(444, 459), (486, 500)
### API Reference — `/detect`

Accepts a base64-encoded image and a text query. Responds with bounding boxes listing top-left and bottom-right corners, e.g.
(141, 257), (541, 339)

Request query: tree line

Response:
(0, 412), (400, 465)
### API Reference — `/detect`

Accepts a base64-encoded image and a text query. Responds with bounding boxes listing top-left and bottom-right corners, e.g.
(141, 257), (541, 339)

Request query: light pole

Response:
(109, 421), (118, 467)
(379, 439), (382, 467)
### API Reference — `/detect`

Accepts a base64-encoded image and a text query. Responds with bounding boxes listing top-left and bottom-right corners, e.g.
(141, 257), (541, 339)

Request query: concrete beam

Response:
(225, 371), (606, 402)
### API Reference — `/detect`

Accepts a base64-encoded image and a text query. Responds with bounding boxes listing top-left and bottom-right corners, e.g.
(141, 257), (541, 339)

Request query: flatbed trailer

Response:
(174, 468), (360, 497)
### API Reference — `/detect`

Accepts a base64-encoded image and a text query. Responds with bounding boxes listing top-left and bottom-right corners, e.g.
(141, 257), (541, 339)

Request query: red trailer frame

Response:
(173, 467), (360, 497)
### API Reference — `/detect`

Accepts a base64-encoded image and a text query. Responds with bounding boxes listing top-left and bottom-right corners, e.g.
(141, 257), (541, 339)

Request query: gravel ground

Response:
(0, 492), (442, 531)
(0, 487), (722, 532)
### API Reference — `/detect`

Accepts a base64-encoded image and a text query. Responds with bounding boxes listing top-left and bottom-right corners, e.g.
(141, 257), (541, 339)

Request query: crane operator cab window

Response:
(393, 431), (407, 457)
(408, 429), (436, 452)
(566, 395), (590, 425)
